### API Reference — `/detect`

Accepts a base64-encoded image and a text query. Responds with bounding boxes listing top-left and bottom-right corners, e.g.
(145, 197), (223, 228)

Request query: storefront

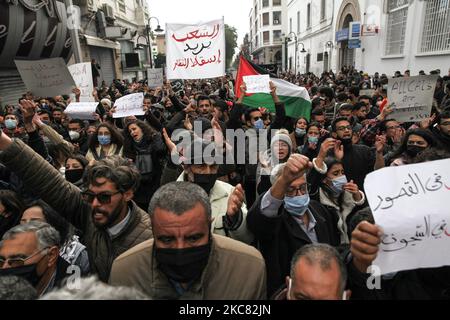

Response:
(0, 0), (72, 106)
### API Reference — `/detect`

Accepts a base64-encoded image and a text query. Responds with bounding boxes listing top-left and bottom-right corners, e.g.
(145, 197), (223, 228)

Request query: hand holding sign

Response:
(112, 93), (145, 118)
(364, 159), (450, 274)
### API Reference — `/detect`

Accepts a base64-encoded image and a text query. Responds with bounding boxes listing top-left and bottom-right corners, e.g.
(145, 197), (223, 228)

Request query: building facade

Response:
(248, 0), (288, 71)
(71, 0), (152, 83)
(285, 0), (450, 76)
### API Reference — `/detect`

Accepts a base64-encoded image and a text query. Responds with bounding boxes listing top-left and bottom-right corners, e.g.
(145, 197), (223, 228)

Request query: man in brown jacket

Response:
(0, 100), (153, 282)
(109, 182), (266, 300)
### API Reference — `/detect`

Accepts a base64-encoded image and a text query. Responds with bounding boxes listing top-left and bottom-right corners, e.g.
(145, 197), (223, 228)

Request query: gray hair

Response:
(0, 275), (38, 300)
(83, 155), (141, 192)
(290, 244), (347, 295)
(40, 276), (150, 300)
(148, 182), (211, 219)
(0, 221), (60, 251)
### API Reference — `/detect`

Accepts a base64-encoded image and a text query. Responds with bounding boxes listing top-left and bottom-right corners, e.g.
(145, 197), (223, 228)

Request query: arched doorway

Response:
(335, 0), (361, 71)
(340, 14), (354, 68)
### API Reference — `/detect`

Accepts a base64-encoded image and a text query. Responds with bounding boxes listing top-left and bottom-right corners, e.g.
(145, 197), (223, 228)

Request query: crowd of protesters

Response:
(0, 65), (449, 300)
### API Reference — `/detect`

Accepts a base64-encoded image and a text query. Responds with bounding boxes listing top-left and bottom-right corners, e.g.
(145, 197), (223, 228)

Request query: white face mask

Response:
(69, 130), (80, 141)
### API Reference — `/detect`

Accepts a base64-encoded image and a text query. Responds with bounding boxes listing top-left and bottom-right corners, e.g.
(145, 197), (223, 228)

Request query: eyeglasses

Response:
(387, 125), (401, 130)
(285, 183), (310, 197)
(0, 247), (48, 268)
(82, 191), (121, 204)
(252, 116), (262, 121)
(336, 125), (352, 131)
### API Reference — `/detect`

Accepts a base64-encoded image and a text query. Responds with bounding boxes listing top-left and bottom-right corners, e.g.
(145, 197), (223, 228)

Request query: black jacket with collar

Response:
(247, 193), (340, 296)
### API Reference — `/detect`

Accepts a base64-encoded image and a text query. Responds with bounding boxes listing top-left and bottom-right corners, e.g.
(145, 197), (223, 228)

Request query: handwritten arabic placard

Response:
(388, 75), (439, 123)
(15, 58), (76, 98)
(243, 75), (270, 94)
(64, 102), (98, 120)
(166, 18), (225, 80)
(68, 63), (94, 102)
(364, 159), (450, 274)
(112, 93), (145, 118)
(147, 68), (164, 88)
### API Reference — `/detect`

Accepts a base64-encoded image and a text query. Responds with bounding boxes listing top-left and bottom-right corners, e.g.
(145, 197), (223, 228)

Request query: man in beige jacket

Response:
(109, 182), (266, 300)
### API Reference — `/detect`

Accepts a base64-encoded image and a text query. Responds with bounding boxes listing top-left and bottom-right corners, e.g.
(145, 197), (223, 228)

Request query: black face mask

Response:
(0, 263), (42, 287)
(155, 242), (211, 283)
(65, 169), (84, 183)
(192, 173), (217, 195)
(406, 145), (426, 157)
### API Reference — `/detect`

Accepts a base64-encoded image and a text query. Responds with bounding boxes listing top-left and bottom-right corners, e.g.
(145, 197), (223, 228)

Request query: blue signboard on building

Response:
(349, 22), (362, 40)
(348, 39), (361, 49)
(335, 28), (349, 42)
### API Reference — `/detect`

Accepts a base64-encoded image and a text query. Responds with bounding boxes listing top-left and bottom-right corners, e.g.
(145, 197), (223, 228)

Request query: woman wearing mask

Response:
(85, 123), (123, 164)
(308, 138), (366, 244)
(0, 190), (25, 239)
(298, 122), (322, 160)
(64, 154), (89, 188)
(20, 200), (90, 275)
(123, 120), (166, 210)
(257, 129), (292, 196)
(385, 129), (436, 166)
(289, 117), (308, 150)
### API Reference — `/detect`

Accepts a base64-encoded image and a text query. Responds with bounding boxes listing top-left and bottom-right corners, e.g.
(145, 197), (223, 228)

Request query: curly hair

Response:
(88, 122), (124, 153)
(122, 120), (158, 159)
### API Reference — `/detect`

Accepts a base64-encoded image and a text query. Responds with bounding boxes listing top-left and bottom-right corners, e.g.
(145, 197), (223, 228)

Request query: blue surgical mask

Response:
(254, 118), (265, 130)
(284, 194), (310, 217)
(5, 119), (17, 130)
(98, 135), (111, 145)
(295, 128), (306, 137)
(308, 136), (319, 145)
(330, 175), (348, 195)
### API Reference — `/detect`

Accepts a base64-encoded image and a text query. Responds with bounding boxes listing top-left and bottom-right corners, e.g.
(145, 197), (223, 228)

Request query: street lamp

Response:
(325, 41), (334, 72)
(286, 32), (297, 74)
(146, 16), (164, 69)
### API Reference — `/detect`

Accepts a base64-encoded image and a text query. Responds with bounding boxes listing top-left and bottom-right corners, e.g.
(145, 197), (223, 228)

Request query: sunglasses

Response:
(82, 191), (121, 204)
(0, 247), (48, 268)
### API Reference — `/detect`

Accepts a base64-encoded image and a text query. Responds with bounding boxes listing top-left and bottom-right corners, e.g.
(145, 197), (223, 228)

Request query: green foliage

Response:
(225, 24), (238, 69)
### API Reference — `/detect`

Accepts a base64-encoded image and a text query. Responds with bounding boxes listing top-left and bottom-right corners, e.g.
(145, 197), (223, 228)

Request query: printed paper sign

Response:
(147, 68), (164, 88)
(64, 102), (98, 120)
(68, 63), (94, 102)
(364, 159), (450, 275)
(113, 93), (145, 118)
(243, 75), (271, 94)
(388, 75), (439, 122)
(166, 18), (225, 80)
(15, 58), (76, 98)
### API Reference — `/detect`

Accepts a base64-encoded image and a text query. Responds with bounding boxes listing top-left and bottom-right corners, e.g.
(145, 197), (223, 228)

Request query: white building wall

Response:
(362, 0), (450, 76)
(283, 0), (450, 76)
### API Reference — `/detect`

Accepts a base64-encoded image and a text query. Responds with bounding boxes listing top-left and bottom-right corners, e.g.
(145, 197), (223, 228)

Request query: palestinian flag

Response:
(235, 55), (312, 120)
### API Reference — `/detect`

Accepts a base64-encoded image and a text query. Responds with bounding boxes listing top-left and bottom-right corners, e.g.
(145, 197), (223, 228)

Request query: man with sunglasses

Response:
(247, 154), (340, 296)
(0, 102), (153, 282)
(0, 221), (69, 297)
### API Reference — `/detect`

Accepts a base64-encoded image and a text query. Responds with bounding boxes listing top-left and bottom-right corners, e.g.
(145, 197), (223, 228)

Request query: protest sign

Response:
(364, 159), (450, 275)
(166, 18), (225, 80)
(15, 58), (76, 98)
(112, 93), (145, 118)
(147, 68), (164, 88)
(360, 89), (375, 97)
(243, 75), (270, 94)
(170, 79), (185, 95)
(388, 75), (439, 122)
(68, 63), (94, 102)
(64, 102), (98, 120)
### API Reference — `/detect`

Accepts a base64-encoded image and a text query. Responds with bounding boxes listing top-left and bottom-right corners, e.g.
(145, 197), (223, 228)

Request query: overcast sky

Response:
(147, 0), (251, 53)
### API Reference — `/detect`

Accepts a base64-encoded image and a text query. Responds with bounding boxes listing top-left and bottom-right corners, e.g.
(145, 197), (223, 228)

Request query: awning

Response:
(84, 35), (121, 50)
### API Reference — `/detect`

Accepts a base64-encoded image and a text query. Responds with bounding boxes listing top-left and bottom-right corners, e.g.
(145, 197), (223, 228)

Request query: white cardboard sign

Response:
(364, 159), (450, 275)
(112, 93), (145, 118)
